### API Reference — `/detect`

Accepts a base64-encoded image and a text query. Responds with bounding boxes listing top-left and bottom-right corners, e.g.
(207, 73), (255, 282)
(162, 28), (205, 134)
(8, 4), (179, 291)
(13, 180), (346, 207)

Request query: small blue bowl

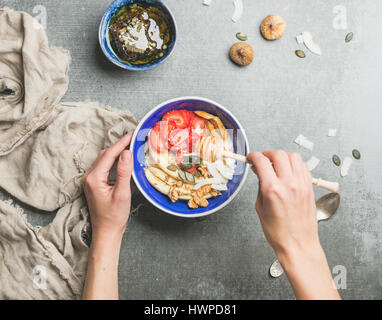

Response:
(99, 0), (177, 71)
(130, 97), (250, 218)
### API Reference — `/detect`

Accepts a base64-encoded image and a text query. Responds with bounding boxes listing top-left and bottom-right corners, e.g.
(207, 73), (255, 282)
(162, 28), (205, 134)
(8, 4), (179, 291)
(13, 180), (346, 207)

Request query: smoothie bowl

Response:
(99, 0), (176, 70)
(130, 97), (249, 218)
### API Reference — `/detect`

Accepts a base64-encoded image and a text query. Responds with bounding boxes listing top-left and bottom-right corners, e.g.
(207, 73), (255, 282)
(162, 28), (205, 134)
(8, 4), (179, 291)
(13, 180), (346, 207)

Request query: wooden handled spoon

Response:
(196, 135), (339, 193)
(223, 150), (339, 193)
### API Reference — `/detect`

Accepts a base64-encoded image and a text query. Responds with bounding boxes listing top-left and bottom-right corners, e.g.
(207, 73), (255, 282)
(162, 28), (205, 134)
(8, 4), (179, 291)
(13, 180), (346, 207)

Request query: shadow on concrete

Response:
(130, 181), (210, 236)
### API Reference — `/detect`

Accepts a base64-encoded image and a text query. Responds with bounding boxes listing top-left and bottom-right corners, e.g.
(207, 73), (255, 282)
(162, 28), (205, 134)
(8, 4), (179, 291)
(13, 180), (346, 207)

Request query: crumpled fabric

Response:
(0, 7), (137, 299)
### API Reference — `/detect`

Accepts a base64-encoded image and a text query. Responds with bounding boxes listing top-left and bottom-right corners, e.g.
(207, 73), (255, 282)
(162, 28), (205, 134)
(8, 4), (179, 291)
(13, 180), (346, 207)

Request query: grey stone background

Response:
(1, 0), (381, 299)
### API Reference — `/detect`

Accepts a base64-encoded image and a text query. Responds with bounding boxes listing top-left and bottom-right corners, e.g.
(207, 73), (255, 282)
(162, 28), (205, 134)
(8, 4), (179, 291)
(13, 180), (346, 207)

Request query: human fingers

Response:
(247, 152), (277, 187)
(287, 152), (306, 179)
(113, 150), (133, 200)
(262, 150), (292, 179)
(91, 132), (133, 180)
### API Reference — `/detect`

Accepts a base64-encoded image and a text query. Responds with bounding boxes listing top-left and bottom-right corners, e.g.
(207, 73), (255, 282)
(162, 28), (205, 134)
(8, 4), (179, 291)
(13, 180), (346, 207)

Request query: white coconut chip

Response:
(215, 159), (234, 180)
(204, 161), (226, 183)
(300, 32), (322, 55)
(328, 129), (337, 137)
(296, 34), (304, 44)
(212, 184), (228, 191)
(231, 0), (243, 22)
(193, 178), (223, 190)
(294, 134), (314, 151)
(340, 157), (353, 177)
(224, 158), (236, 170)
(306, 156), (320, 171)
(203, 0), (212, 6)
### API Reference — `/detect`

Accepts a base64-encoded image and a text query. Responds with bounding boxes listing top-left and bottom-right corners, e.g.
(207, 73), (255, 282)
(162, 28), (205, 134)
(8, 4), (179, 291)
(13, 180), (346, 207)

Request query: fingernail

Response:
(121, 150), (132, 162)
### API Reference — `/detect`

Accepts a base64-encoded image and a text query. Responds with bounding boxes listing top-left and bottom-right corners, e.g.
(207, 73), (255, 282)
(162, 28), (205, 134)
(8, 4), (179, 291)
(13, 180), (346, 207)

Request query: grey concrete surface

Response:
(1, 0), (381, 299)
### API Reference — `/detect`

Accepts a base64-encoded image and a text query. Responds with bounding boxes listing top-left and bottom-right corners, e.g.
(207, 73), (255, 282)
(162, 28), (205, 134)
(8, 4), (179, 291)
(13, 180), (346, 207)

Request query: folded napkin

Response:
(0, 7), (137, 299)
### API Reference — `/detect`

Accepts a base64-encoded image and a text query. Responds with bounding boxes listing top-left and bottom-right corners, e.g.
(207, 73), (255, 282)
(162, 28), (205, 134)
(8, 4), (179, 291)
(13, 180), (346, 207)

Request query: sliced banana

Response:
(194, 111), (216, 120)
(195, 110), (227, 140)
(210, 117), (227, 141)
(145, 168), (193, 200)
(147, 166), (177, 185)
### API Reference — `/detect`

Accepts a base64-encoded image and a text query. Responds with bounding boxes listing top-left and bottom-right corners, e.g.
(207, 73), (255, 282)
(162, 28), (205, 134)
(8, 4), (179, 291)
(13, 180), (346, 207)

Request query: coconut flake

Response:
(211, 184), (228, 191)
(340, 157), (352, 177)
(204, 161), (227, 183)
(224, 158), (236, 170)
(300, 32), (322, 55)
(296, 34), (304, 44)
(215, 159), (234, 180)
(232, 0), (243, 22)
(306, 156), (320, 171)
(294, 134), (314, 151)
(328, 129), (337, 137)
(203, 0), (212, 6)
(193, 178), (222, 190)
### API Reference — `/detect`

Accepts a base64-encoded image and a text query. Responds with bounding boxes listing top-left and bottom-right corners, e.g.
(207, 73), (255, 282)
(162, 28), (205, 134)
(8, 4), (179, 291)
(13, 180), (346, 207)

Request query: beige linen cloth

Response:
(0, 8), (137, 299)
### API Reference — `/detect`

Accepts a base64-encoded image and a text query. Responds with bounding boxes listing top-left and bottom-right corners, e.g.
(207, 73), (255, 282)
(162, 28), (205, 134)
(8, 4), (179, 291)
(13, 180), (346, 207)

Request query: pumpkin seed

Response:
(167, 165), (177, 172)
(189, 155), (201, 164)
(332, 155), (341, 166)
(352, 149), (361, 160)
(178, 170), (186, 182)
(295, 50), (306, 58)
(236, 32), (248, 41)
(345, 32), (353, 43)
(184, 171), (195, 183)
(180, 163), (193, 171)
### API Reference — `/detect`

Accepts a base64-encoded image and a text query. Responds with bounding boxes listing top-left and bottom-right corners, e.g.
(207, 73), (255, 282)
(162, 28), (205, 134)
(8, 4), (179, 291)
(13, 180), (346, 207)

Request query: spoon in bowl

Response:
(193, 134), (339, 193)
(269, 192), (341, 278)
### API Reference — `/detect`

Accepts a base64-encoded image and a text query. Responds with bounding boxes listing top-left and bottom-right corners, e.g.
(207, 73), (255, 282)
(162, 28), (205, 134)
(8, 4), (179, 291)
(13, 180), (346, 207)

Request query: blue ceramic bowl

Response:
(130, 97), (249, 218)
(99, 0), (177, 70)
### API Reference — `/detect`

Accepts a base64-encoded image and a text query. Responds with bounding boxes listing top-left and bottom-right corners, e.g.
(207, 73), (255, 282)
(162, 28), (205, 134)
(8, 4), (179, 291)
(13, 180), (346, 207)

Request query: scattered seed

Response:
(189, 155), (201, 165)
(295, 49), (306, 58)
(236, 32), (248, 41)
(352, 149), (361, 160)
(345, 32), (353, 43)
(184, 171), (195, 183)
(167, 165), (177, 172)
(180, 163), (193, 171)
(332, 155), (341, 166)
(178, 170), (186, 182)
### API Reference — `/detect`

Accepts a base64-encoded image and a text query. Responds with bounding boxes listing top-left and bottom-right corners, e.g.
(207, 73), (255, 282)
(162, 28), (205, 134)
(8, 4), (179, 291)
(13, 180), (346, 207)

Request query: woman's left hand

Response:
(82, 132), (134, 237)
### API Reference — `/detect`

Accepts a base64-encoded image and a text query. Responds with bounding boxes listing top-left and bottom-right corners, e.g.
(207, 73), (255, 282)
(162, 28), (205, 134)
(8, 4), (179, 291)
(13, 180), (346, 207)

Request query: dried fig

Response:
(229, 42), (254, 66)
(260, 14), (286, 40)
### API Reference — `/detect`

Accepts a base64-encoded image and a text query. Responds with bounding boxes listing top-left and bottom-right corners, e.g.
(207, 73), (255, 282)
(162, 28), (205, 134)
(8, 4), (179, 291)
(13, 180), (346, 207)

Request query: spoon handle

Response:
(223, 150), (248, 163)
(311, 177), (339, 193)
(223, 151), (340, 193)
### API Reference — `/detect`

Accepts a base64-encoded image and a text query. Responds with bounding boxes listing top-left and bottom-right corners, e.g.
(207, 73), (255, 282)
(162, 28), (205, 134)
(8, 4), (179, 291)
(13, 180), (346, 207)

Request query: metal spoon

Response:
(269, 193), (340, 278)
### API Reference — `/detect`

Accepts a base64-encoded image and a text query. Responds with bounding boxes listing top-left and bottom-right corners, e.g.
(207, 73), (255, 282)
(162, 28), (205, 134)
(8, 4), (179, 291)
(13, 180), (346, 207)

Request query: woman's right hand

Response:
(247, 150), (341, 300)
(247, 150), (319, 258)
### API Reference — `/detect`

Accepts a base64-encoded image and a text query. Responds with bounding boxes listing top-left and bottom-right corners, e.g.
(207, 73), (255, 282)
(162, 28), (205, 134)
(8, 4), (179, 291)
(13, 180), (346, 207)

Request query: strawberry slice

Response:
(169, 128), (189, 150)
(149, 121), (176, 153)
(185, 165), (197, 173)
(190, 115), (207, 136)
(188, 129), (200, 153)
(163, 110), (192, 129)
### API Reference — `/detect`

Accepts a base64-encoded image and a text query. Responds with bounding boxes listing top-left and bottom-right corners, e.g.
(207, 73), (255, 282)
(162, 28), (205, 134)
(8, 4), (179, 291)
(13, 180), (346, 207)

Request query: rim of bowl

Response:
(130, 96), (250, 218)
(98, 0), (177, 71)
